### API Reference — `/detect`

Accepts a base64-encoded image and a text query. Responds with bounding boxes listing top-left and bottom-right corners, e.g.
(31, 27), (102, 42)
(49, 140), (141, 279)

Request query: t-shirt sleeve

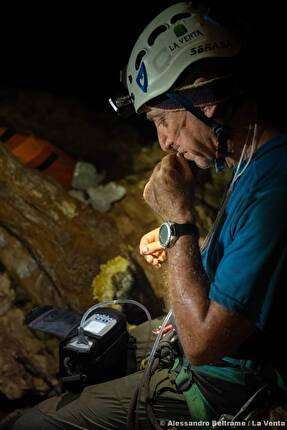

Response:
(209, 189), (287, 329)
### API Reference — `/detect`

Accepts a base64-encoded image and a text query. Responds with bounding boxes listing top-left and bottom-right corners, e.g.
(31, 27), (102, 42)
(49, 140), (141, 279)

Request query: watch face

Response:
(159, 223), (171, 248)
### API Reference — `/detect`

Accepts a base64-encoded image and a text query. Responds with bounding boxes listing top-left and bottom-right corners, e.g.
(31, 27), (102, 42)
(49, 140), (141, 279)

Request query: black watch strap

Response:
(173, 223), (199, 238)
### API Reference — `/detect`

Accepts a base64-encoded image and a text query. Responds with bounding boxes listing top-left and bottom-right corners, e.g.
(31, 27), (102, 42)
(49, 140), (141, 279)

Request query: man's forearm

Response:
(167, 235), (210, 360)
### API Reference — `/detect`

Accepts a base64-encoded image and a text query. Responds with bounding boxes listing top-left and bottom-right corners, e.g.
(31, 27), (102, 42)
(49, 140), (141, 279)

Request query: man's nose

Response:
(160, 137), (174, 152)
(157, 129), (174, 151)
(165, 139), (174, 150)
(158, 136), (170, 151)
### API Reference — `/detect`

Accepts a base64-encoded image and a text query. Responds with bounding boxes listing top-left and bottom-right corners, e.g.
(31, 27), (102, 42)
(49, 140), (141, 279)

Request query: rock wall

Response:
(0, 90), (229, 410)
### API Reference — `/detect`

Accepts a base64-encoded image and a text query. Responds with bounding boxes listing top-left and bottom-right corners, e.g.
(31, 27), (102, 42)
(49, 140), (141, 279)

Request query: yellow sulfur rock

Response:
(91, 256), (131, 302)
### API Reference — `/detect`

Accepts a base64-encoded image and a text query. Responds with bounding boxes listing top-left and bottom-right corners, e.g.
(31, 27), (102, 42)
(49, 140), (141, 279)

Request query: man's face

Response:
(146, 108), (217, 169)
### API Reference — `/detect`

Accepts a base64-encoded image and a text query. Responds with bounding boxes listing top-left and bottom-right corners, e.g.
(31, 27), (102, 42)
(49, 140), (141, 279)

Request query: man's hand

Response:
(139, 228), (167, 268)
(143, 153), (195, 223)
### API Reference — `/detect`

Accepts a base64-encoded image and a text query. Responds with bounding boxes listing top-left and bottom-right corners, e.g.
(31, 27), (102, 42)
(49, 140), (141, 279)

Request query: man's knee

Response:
(12, 408), (58, 430)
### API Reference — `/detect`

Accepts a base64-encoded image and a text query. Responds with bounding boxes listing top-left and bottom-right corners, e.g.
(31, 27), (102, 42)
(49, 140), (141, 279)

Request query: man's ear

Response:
(201, 104), (217, 119)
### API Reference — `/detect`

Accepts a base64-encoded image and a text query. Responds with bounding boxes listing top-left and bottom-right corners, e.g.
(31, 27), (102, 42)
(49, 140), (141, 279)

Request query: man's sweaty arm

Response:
(167, 234), (256, 366)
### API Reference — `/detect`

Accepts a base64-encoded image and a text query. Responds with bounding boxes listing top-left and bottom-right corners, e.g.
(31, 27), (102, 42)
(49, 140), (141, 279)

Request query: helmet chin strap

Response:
(166, 91), (230, 172)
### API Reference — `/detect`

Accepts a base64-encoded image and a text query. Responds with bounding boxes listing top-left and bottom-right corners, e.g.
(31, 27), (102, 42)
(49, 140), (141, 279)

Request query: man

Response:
(12, 2), (287, 429)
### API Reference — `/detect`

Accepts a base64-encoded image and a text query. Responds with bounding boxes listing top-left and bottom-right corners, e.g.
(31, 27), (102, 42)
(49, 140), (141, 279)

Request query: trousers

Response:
(12, 319), (191, 430)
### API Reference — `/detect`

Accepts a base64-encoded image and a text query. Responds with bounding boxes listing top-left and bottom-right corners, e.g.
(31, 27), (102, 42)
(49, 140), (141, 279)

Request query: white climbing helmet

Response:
(125, 2), (241, 113)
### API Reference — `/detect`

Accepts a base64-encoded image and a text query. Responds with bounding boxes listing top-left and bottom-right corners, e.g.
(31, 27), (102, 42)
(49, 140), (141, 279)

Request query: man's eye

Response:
(157, 118), (167, 127)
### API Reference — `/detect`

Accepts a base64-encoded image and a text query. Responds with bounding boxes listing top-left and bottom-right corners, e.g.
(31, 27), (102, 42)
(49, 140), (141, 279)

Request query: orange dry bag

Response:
(0, 127), (76, 190)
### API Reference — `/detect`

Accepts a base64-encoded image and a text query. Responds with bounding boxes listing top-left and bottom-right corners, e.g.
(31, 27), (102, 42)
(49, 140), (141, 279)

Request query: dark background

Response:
(1, 0), (286, 112)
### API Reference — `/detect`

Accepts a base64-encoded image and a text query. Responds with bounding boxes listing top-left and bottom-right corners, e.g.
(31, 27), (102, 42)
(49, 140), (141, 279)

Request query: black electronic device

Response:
(26, 306), (132, 393)
(59, 307), (129, 392)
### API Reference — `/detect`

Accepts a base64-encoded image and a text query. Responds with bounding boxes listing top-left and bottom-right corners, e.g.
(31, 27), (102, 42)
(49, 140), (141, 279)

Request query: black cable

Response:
(127, 335), (179, 430)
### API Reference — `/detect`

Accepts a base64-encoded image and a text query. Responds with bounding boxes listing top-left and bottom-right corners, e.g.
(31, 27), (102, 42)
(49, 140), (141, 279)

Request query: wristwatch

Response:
(159, 221), (199, 248)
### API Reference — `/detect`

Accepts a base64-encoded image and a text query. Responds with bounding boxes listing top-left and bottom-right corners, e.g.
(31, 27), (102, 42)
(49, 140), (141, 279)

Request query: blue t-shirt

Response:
(175, 136), (287, 414)
(202, 134), (287, 357)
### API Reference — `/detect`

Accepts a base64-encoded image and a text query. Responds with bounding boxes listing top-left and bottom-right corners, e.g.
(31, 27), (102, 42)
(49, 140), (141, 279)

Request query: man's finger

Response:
(153, 160), (162, 172)
(176, 154), (194, 178)
(150, 250), (161, 258)
(141, 241), (163, 255)
(157, 251), (167, 262)
(143, 180), (151, 200)
(139, 235), (154, 254)
(139, 228), (160, 252)
(145, 255), (154, 264)
(161, 153), (178, 167)
(161, 153), (193, 178)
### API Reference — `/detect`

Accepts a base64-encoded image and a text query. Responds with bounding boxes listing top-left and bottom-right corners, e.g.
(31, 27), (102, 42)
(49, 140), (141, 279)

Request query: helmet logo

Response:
(174, 24), (188, 37)
(136, 62), (148, 93)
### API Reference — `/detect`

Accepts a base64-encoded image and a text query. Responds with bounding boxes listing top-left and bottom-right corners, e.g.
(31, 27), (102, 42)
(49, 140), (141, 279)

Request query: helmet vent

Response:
(170, 12), (191, 24)
(128, 75), (132, 84)
(147, 25), (167, 46)
(135, 50), (146, 70)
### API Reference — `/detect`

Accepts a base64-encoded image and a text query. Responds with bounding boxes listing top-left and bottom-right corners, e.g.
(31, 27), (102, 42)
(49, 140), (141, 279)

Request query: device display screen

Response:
(84, 320), (106, 334)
